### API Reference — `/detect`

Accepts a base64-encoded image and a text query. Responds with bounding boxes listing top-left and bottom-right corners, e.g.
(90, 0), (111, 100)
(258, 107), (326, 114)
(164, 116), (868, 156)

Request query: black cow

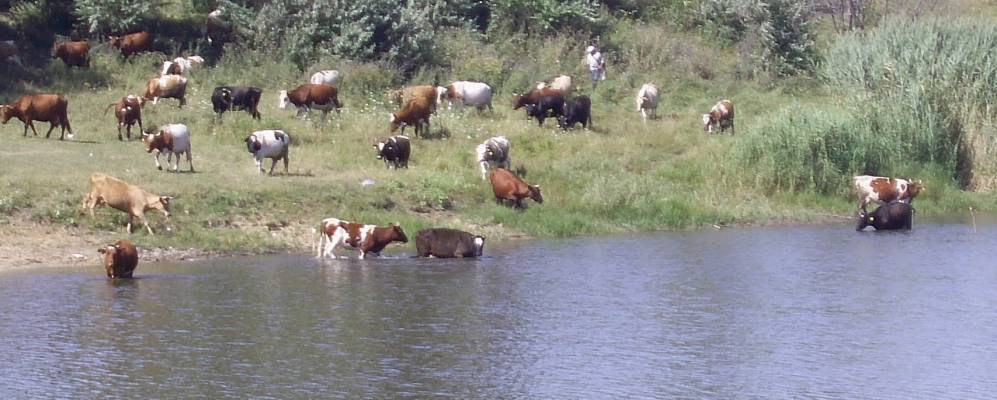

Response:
(856, 201), (914, 231)
(559, 95), (592, 129)
(525, 94), (565, 127)
(373, 135), (410, 169)
(415, 228), (485, 258)
(211, 86), (262, 120)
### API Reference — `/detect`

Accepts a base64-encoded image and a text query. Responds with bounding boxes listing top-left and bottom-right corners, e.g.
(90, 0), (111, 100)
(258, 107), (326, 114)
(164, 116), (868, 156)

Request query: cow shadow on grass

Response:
(416, 126), (451, 140)
(269, 170), (316, 178)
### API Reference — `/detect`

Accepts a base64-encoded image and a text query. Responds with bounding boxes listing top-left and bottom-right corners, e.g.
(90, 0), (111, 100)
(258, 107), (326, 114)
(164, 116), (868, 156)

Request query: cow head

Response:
(472, 236), (485, 257)
(702, 114), (713, 132)
(529, 185), (543, 203)
(98, 244), (119, 278)
(388, 114), (402, 133)
(141, 132), (157, 153)
(108, 35), (122, 48)
(0, 105), (12, 123)
(512, 94), (527, 110)
(907, 180), (924, 200)
(277, 90), (289, 109)
(390, 223), (408, 243)
(245, 136), (261, 153)
(856, 210), (874, 231)
(159, 196), (173, 218)
(374, 139), (388, 160)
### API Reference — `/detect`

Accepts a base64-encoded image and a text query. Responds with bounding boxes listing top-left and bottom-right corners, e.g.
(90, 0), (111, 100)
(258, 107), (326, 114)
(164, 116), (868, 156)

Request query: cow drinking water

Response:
(415, 228), (485, 258)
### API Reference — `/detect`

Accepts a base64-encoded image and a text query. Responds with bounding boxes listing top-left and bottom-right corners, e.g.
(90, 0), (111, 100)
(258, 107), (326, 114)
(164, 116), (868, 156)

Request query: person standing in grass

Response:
(586, 45), (606, 87)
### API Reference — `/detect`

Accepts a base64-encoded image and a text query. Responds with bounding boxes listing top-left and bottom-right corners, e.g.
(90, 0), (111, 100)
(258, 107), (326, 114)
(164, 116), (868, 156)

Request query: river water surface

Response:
(2, 223), (997, 399)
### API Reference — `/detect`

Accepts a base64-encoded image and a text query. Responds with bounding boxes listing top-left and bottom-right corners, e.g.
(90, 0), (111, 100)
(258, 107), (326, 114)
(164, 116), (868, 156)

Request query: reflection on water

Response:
(2, 223), (997, 398)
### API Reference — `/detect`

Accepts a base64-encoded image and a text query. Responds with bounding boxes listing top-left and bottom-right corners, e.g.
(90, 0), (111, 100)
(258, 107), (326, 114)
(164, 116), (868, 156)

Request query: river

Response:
(2, 223), (996, 399)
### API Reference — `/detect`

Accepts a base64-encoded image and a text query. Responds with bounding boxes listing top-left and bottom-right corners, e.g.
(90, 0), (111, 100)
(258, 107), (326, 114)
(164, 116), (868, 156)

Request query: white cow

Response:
(535, 74), (573, 94)
(636, 83), (659, 123)
(436, 81), (493, 112)
(142, 124), (193, 173)
(475, 136), (511, 180)
(310, 70), (340, 86)
(245, 129), (291, 175)
(161, 56), (204, 77)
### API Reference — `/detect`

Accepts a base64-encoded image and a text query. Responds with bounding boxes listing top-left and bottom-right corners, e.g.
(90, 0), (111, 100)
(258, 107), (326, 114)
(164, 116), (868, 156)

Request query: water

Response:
(2, 223), (997, 399)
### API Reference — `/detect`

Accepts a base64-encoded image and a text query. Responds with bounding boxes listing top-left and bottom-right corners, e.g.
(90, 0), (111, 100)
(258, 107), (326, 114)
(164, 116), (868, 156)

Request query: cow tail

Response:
(103, 102), (115, 116)
(334, 96), (343, 109)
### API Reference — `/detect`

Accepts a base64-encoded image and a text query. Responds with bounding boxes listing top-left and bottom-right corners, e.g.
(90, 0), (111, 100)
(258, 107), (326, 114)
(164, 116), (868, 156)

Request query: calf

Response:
(51, 40), (89, 67)
(143, 75), (187, 107)
(475, 136), (511, 180)
(310, 70), (340, 86)
(703, 99), (734, 134)
(856, 201), (914, 231)
(104, 95), (143, 140)
(82, 173), (172, 235)
(415, 228), (485, 258)
(212, 86), (262, 120)
(436, 81), (493, 112)
(390, 97), (432, 137)
(245, 129), (291, 175)
(525, 94), (565, 127)
(109, 31), (152, 59)
(0, 93), (74, 140)
(373, 135), (410, 169)
(278, 84), (342, 120)
(559, 95), (592, 129)
(315, 218), (408, 260)
(636, 83), (659, 123)
(161, 55), (204, 77)
(143, 124), (193, 173)
(490, 168), (543, 209)
(853, 175), (923, 212)
(98, 240), (139, 279)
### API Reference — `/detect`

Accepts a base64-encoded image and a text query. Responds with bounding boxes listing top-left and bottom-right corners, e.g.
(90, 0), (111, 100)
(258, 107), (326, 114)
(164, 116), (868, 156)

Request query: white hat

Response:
(586, 46), (595, 53)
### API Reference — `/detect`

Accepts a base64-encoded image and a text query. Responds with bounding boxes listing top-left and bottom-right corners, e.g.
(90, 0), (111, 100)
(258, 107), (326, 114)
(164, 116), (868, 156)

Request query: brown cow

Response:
(390, 97), (432, 137)
(0, 94), (74, 140)
(315, 217), (409, 259)
(853, 175), (924, 212)
(489, 168), (543, 209)
(513, 87), (565, 110)
(82, 173), (172, 235)
(109, 31), (152, 59)
(51, 40), (89, 67)
(278, 84), (342, 119)
(703, 99), (734, 134)
(98, 240), (139, 279)
(389, 85), (438, 110)
(104, 95), (144, 140)
(143, 75), (187, 107)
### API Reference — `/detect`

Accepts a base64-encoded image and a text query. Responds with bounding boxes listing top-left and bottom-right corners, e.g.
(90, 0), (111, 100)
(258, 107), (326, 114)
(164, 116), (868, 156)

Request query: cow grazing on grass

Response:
(436, 81), (493, 112)
(51, 40), (89, 67)
(83, 173), (172, 235)
(637, 83), (659, 123)
(525, 94), (565, 127)
(315, 217), (408, 260)
(143, 75), (187, 107)
(490, 168), (543, 209)
(559, 95), (592, 129)
(390, 97), (432, 137)
(143, 124), (193, 173)
(109, 31), (152, 59)
(853, 175), (924, 213)
(389, 85), (438, 110)
(104, 95), (144, 140)
(535, 74), (573, 94)
(245, 129), (291, 175)
(703, 99), (734, 134)
(310, 70), (340, 86)
(374, 135), (410, 169)
(98, 240), (138, 279)
(476, 136), (510, 180)
(415, 228), (485, 258)
(513, 87), (564, 111)
(856, 201), (914, 231)
(211, 86), (261, 120)
(1, 40), (21, 65)
(0, 93), (74, 140)
(278, 84), (342, 120)
(161, 56), (204, 76)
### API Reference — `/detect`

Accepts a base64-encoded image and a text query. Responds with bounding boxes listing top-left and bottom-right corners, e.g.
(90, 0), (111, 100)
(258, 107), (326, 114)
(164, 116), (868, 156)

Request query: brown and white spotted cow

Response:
(315, 217), (408, 260)
(853, 175), (924, 213)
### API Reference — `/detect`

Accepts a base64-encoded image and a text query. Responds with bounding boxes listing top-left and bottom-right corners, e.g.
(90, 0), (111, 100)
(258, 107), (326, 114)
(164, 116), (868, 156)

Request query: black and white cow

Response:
(475, 136), (510, 180)
(373, 135), (410, 169)
(212, 86), (262, 120)
(415, 228), (485, 258)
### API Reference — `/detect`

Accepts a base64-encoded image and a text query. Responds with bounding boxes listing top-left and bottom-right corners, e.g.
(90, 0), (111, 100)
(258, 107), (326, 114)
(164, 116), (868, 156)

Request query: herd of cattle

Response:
(4, 32), (917, 277)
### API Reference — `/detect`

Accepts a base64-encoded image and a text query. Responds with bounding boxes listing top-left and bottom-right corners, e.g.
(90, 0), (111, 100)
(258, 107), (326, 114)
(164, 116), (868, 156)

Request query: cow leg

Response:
(154, 152), (163, 170)
(140, 214), (154, 235)
(118, 123), (124, 141)
(641, 109), (647, 124)
(268, 158), (278, 176)
(45, 121), (57, 139)
(136, 119), (142, 139)
(126, 215), (134, 234)
(187, 150), (194, 172)
(27, 120), (39, 137)
(282, 153), (289, 175)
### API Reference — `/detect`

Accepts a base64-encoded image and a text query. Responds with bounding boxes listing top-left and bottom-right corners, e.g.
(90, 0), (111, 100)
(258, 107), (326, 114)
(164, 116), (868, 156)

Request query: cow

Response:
(211, 86), (262, 120)
(436, 81), (493, 112)
(559, 95), (592, 129)
(82, 173), (172, 235)
(853, 175), (924, 213)
(104, 95), (144, 141)
(390, 97), (432, 137)
(161, 55), (204, 77)
(0, 93), (74, 140)
(142, 124), (194, 173)
(373, 135), (410, 169)
(535, 74), (573, 94)
(513, 87), (564, 112)
(389, 85), (438, 110)
(415, 228), (485, 258)
(108, 31), (152, 59)
(856, 201), (914, 231)
(703, 99), (734, 134)
(51, 40), (89, 67)
(143, 75), (187, 107)
(98, 240), (139, 279)
(278, 84), (342, 120)
(489, 168), (543, 209)
(525, 94), (565, 127)
(245, 129), (290, 175)
(315, 217), (408, 260)
(475, 136), (510, 180)
(637, 83), (659, 123)
(1, 40), (21, 65)
(310, 70), (340, 86)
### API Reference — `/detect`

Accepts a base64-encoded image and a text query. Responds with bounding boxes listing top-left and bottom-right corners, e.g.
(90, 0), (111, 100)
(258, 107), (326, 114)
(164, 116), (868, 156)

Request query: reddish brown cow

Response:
(279, 84), (342, 119)
(52, 40), (90, 67)
(143, 75), (187, 107)
(315, 217), (409, 259)
(98, 239), (139, 279)
(853, 175), (924, 212)
(513, 87), (565, 110)
(489, 168), (543, 209)
(390, 97), (432, 137)
(0, 94), (74, 140)
(109, 31), (152, 59)
(104, 95), (144, 140)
